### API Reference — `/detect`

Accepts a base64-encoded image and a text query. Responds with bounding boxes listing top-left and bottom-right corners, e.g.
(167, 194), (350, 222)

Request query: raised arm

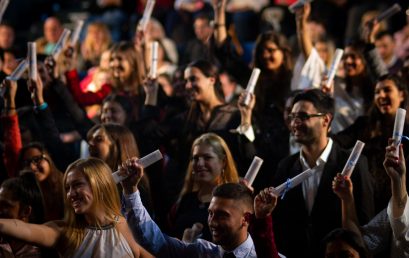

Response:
(1, 79), (21, 177)
(0, 220), (61, 248)
(212, 0), (227, 47)
(295, 2), (313, 59)
(250, 187), (280, 258)
(332, 174), (362, 238)
(384, 142), (409, 251)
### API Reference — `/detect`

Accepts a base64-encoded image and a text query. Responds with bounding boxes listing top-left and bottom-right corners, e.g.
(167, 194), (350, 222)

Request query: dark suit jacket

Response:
(272, 141), (375, 258)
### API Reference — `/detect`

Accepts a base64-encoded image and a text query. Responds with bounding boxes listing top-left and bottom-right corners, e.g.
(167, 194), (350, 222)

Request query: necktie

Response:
(223, 252), (236, 258)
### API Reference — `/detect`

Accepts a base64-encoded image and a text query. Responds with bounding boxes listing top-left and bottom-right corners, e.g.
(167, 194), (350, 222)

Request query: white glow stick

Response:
(289, 0), (313, 13)
(70, 20), (84, 47)
(112, 150), (163, 183)
(392, 108), (406, 156)
(376, 4), (402, 22)
(27, 42), (37, 82)
(0, 0), (9, 23)
(325, 49), (343, 89)
(7, 59), (28, 81)
(52, 28), (71, 60)
(243, 68), (261, 106)
(271, 169), (313, 196)
(341, 140), (365, 177)
(138, 0), (156, 32)
(244, 156), (263, 186)
(150, 41), (158, 79)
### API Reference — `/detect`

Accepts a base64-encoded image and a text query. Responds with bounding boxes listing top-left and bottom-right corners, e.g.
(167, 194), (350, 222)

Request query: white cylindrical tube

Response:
(70, 20), (84, 46)
(376, 4), (402, 22)
(0, 0), (9, 23)
(271, 169), (313, 196)
(52, 29), (71, 60)
(393, 108), (406, 156)
(243, 68), (261, 106)
(150, 41), (158, 79)
(341, 140), (365, 177)
(112, 150), (163, 183)
(7, 60), (28, 81)
(27, 42), (37, 82)
(138, 0), (156, 32)
(326, 49), (343, 89)
(244, 156), (263, 186)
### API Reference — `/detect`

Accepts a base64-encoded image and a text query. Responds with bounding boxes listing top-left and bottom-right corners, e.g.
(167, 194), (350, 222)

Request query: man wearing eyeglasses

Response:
(271, 89), (375, 258)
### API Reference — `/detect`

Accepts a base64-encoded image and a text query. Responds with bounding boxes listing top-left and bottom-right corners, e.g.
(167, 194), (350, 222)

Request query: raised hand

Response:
(119, 157), (144, 195)
(238, 91), (255, 125)
(383, 139), (406, 182)
(332, 173), (354, 202)
(254, 187), (278, 219)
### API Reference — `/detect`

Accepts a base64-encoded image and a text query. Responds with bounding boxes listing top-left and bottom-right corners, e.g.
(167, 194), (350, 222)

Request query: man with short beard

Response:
(271, 89), (375, 258)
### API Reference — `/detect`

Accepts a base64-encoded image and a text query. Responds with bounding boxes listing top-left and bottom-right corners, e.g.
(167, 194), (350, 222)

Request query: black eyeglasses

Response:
(288, 112), (326, 122)
(23, 154), (47, 167)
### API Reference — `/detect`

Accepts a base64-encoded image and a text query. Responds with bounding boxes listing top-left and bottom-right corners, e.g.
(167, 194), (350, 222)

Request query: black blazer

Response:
(272, 141), (375, 258)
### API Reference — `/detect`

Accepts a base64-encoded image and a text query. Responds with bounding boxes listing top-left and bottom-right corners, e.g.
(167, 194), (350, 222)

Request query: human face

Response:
(374, 79), (404, 117)
(194, 18), (212, 42)
(65, 169), (94, 215)
(261, 41), (284, 71)
(325, 239), (360, 258)
(192, 144), (225, 185)
(0, 187), (20, 219)
(109, 51), (131, 83)
(184, 67), (215, 102)
(208, 197), (247, 250)
(0, 26), (14, 49)
(101, 100), (127, 125)
(22, 148), (51, 182)
(2, 52), (17, 74)
(44, 18), (62, 43)
(375, 35), (395, 62)
(343, 47), (365, 77)
(88, 128), (112, 161)
(290, 101), (327, 145)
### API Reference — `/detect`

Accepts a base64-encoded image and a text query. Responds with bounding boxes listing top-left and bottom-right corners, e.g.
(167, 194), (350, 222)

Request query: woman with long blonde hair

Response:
(0, 158), (153, 258)
(168, 133), (239, 241)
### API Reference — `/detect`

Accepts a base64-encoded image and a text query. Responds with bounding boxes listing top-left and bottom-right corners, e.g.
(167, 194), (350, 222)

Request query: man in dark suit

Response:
(272, 89), (374, 258)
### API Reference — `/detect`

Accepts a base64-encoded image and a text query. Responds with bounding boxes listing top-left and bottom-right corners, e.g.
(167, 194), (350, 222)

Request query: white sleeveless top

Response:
(67, 219), (133, 258)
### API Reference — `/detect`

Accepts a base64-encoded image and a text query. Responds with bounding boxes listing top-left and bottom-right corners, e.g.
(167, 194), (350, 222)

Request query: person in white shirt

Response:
(333, 140), (409, 257)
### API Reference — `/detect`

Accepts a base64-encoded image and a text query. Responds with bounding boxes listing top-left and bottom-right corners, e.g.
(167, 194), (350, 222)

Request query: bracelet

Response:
(34, 102), (48, 111)
(6, 107), (16, 110)
(213, 23), (225, 28)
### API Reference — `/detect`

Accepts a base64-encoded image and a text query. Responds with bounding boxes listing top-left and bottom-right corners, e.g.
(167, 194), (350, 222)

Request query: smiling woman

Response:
(167, 133), (239, 241)
(334, 73), (409, 213)
(0, 158), (154, 258)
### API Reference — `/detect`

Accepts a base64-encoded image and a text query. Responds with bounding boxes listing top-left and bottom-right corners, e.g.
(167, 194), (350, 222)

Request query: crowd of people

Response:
(0, 0), (409, 257)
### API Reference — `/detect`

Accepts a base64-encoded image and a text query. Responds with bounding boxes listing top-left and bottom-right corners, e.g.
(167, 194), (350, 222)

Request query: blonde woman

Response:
(168, 133), (239, 241)
(0, 158), (153, 258)
(80, 22), (112, 71)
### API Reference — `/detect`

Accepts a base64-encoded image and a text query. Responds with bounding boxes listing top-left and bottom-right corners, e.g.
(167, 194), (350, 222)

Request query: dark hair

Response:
(212, 183), (253, 211)
(1, 172), (45, 224)
(102, 94), (133, 124)
(292, 89), (335, 116)
(322, 228), (369, 258)
(87, 123), (140, 171)
(187, 59), (224, 101)
(253, 30), (292, 72)
(374, 30), (393, 41)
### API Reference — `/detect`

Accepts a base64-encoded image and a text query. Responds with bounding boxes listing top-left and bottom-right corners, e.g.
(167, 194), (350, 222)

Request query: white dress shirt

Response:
(299, 138), (333, 215)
